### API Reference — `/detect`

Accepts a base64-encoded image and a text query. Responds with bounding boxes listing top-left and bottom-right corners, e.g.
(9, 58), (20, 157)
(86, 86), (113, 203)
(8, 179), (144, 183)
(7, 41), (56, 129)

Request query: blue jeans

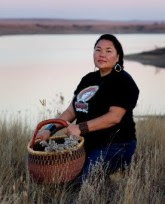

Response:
(78, 140), (136, 181)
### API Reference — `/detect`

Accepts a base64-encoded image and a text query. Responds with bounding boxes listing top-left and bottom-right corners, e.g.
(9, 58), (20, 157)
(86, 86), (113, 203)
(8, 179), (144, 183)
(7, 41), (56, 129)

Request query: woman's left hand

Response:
(66, 123), (81, 136)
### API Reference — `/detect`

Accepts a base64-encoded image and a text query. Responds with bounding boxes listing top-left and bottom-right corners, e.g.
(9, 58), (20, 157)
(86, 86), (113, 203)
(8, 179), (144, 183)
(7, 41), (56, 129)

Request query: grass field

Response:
(0, 114), (165, 203)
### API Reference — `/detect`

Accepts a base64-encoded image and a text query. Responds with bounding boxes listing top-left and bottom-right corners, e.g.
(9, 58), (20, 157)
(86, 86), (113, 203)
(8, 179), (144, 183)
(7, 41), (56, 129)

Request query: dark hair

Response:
(94, 34), (124, 67)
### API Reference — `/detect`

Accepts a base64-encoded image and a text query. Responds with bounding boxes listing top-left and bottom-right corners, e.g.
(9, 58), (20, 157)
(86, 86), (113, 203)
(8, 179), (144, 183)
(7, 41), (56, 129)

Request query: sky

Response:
(0, 0), (165, 21)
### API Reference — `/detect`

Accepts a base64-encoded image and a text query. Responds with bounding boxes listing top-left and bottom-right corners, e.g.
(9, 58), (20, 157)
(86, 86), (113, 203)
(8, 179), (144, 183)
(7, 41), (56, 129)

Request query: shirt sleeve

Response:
(110, 76), (139, 110)
(74, 77), (85, 96)
(74, 73), (92, 96)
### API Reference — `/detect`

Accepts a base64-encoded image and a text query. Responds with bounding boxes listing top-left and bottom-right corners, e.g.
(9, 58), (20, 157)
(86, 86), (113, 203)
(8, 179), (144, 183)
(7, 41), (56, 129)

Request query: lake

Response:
(0, 34), (165, 125)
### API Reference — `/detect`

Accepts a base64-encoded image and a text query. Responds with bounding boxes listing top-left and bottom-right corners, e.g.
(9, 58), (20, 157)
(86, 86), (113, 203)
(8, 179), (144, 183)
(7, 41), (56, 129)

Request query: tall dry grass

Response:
(0, 115), (165, 203)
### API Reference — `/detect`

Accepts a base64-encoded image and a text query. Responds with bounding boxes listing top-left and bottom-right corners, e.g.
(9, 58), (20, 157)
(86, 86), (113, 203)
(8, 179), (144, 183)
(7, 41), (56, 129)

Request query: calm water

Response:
(0, 34), (165, 123)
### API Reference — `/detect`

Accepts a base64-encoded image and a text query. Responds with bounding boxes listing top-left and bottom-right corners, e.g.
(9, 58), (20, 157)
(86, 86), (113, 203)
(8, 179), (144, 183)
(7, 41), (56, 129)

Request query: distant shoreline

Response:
(125, 48), (165, 68)
(0, 19), (165, 35)
(1, 19), (165, 68)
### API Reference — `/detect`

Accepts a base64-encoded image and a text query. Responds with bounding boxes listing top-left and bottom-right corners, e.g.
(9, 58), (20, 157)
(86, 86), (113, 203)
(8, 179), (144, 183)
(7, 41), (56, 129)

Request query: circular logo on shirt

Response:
(77, 86), (99, 102)
(75, 86), (99, 113)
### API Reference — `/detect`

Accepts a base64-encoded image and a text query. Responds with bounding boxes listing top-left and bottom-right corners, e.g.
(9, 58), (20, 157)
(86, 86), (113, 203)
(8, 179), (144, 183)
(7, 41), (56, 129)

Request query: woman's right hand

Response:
(35, 129), (51, 141)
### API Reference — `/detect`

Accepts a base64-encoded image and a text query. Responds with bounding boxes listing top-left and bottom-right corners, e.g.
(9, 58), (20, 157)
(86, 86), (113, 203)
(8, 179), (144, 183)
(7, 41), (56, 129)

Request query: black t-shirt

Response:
(73, 69), (139, 150)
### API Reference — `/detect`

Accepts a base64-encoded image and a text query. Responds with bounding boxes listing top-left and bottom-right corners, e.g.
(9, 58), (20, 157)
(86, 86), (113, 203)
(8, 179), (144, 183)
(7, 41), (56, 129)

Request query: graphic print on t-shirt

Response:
(75, 86), (99, 113)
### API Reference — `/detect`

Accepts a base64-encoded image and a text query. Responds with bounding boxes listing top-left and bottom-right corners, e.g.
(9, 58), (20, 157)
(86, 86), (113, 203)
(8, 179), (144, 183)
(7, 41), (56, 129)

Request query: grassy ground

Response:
(0, 115), (165, 203)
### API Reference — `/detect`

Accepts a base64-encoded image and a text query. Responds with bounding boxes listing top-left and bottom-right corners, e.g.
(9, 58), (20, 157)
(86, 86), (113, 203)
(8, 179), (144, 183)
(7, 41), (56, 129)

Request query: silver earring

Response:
(114, 63), (122, 72)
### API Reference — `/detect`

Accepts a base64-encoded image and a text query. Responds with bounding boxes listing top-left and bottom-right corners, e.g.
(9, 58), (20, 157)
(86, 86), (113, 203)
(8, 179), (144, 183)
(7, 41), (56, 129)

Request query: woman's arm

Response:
(67, 106), (126, 136)
(58, 100), (76, 123)
(87, 106), (126, 132)
(36, 99), (76, 140)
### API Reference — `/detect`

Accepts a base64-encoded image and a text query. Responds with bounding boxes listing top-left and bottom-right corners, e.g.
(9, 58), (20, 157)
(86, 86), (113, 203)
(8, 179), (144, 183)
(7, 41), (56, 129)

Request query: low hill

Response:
(125, 47), (165, 68)
(0, 19), (165, 35)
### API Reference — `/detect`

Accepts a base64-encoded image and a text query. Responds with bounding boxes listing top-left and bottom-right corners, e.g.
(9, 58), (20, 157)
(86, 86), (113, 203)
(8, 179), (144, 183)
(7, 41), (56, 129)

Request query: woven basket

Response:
(27, 119), (85, 184)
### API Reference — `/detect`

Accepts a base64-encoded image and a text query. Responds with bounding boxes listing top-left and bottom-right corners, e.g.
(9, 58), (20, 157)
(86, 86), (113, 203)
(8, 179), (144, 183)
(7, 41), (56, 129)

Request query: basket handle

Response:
(30, 119), (68, 148)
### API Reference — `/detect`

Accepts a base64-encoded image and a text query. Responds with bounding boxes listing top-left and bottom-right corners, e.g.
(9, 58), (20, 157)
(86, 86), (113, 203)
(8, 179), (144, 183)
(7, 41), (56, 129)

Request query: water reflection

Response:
(0, 34), (165, 121)
(0, 59), (164, 118)
(125, 61), (165, 115)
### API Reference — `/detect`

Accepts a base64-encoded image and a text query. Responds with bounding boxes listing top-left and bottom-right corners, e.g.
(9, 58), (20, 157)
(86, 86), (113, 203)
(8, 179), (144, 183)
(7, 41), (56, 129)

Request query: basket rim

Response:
(27, 135), (84, 156)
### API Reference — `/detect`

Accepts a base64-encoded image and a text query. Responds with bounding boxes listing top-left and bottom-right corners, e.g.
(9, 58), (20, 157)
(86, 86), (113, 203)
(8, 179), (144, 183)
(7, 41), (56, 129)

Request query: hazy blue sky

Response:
(0, 0), (164, 21)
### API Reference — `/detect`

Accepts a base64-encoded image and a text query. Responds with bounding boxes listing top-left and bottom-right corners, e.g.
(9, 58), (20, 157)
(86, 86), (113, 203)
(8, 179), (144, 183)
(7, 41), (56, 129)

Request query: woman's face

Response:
(93, 39), (119, 75)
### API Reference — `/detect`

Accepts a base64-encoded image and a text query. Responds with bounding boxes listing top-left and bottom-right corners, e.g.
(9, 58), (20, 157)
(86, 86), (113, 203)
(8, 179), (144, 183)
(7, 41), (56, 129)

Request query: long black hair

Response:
(94, 34), (124, 68)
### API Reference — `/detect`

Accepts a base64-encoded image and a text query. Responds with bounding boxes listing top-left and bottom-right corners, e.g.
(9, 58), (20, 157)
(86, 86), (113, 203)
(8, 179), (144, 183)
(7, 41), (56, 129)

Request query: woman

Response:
(36, 34), (139, 177)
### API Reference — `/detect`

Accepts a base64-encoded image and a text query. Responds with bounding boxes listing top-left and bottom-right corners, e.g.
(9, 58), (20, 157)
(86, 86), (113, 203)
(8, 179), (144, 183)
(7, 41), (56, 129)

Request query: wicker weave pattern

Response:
(28, 148), (85, 165)
(28, 154), (85, 183)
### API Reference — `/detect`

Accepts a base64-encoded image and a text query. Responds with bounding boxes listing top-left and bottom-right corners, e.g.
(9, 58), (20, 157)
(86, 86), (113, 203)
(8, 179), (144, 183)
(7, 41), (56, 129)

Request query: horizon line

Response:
(0, 17), (165, 23)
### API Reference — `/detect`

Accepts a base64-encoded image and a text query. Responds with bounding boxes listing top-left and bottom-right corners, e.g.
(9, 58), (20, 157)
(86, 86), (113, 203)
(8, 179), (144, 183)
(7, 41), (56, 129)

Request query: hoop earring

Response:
(114, 63), (122, 72)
